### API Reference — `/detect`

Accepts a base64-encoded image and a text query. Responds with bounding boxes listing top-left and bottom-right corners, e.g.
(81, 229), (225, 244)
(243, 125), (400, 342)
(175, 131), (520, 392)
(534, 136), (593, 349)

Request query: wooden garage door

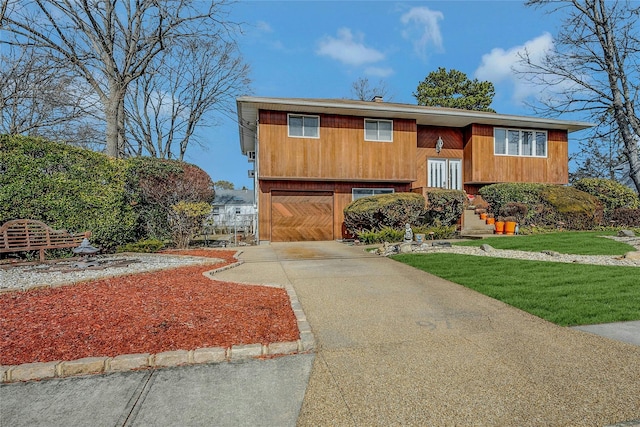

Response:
(271, 191), (333, 242)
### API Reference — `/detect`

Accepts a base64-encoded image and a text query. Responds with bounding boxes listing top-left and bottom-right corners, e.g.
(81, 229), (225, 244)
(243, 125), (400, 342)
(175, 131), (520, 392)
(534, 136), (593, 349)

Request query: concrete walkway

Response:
(217, 241), (640, 426)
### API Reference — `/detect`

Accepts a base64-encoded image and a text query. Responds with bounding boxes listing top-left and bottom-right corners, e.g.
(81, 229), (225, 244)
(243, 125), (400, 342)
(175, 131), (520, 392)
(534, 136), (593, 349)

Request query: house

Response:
(236, 96), (592, 243)
(210, 188), (256, 235)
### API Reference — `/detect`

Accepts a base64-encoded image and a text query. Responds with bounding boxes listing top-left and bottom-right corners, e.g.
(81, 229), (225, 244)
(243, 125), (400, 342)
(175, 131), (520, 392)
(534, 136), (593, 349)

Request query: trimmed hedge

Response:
(126, 157), (214, 240)
(610, 208), (640, 227)
(0, 135), (214, 252)
(343, 192), (427, 234)
(479, 182), (603, 230)
(573, 178), (639, 219)
(0, 135), (136, 251)
(424, 188), (467, 226)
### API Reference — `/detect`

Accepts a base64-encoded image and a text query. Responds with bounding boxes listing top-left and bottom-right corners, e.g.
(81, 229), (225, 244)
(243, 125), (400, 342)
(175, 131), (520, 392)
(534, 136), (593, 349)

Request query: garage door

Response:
(271, 191), (333, 242)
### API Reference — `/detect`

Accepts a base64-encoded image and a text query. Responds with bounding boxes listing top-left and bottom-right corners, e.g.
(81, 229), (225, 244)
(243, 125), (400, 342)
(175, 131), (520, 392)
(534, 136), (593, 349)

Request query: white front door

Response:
(428, 158), (462, 190)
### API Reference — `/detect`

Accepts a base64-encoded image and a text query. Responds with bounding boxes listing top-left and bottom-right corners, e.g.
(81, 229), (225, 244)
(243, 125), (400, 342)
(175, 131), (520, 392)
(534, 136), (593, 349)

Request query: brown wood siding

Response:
(258, 180), (410, 241)
(414, 126), (464, 189)
(259, 111), (416, 182)
(464, 124), (568, 186)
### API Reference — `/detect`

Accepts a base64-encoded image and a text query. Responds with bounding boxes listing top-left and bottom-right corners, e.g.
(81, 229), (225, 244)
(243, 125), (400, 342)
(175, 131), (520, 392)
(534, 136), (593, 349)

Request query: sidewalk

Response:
(217, 241), (640, 426)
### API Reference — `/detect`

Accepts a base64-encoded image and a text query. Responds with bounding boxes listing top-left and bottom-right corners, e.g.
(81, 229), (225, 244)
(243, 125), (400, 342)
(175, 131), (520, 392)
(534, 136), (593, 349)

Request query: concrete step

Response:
(462, 209), (496, 233)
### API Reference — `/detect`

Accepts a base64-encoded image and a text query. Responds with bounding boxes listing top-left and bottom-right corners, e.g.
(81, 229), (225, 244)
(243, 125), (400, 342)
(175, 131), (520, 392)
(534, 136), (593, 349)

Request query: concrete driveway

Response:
(217, 241), (640, 426)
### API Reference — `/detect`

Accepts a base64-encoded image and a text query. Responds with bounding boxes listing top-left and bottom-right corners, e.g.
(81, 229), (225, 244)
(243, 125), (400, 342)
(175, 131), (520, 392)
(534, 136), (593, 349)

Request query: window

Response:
(288, 114), (319, 138)
(235, 207), (242, 215)
(352, 188), (394, 200)
(364, 119), (393, 142)
(213, 207), (220, 215)
(494, 128), (547, 157)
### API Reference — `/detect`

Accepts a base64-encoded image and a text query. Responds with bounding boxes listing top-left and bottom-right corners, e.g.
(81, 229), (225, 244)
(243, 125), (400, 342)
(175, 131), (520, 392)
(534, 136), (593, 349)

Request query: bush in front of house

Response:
(423, 188), (467, 226)
(355, 224), (457, 244)
(609, 208), (640, 227)
(538, 185), (603, 229)
(573, 178), (639, 219)
(0, 134), (137, 251)
(479, 183), (546, 218)
(479, 182), (603, 229)
(343, 192), (427, 234)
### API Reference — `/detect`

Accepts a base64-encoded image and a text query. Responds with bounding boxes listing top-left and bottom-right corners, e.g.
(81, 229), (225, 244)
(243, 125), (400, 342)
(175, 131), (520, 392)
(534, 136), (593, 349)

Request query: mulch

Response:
(0, 249), (299, 366)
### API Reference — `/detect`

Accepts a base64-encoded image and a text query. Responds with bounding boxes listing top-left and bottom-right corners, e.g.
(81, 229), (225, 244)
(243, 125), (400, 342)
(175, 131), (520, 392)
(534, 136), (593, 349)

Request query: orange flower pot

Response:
(505, 221), (517, 235)
(494, 221), (505, 234)
(479, 213), (487, 220)
(486, 217), (495, 225)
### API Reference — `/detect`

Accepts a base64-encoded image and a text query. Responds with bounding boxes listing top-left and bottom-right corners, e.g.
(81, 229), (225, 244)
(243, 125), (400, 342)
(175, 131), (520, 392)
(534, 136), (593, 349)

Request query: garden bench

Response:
(0, 219), (88, 262)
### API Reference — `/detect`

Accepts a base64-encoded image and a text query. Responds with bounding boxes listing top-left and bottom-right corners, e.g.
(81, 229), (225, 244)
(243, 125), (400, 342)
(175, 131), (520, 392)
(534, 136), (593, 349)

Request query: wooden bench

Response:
(0, 219), (88, 262)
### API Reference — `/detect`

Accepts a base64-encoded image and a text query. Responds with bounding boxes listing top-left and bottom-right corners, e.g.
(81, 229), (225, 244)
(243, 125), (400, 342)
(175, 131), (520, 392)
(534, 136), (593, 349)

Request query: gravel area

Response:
(0, 253), (224, 292)
(392, 235), (640, 267)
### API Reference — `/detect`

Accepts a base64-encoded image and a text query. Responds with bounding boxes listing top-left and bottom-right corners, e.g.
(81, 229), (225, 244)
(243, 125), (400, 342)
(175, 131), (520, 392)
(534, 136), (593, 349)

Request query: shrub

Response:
(479, 183), (546, 220)
(424, 189), (466, 226)
(343, 192), (427, 234)
(498, 202), (528, 224)
(125, 157), (214, 240)
(355, 224), (456, 244)
(117, 238), (165, 253)
(573, 178), (639, 219)
(610, 208), (640, 227)
(0, 135), (137, 251)
(538, 186), (603, 230)
(168, 201), (212, 249)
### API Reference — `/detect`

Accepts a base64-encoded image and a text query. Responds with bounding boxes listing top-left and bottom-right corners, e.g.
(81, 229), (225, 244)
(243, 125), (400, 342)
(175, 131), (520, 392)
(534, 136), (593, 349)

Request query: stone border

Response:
(1, 250), (314, 384)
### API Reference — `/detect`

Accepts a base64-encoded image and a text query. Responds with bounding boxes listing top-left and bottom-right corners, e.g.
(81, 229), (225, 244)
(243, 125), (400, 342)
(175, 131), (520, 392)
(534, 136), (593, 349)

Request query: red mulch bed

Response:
(0, 250), (299, 366)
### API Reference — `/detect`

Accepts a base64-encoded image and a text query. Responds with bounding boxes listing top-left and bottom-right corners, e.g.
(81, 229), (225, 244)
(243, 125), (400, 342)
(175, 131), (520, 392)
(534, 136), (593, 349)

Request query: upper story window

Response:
(288, 114), (319, 138)
(364, 119), (393, 142)
(352, 188), (394, 201)
(494, 128), (547, 157)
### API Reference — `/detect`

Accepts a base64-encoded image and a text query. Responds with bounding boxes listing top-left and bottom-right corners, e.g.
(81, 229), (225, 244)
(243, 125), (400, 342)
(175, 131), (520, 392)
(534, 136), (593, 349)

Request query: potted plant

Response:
(485, 213), (495, 225)
(495, 216), (505, 234)
(504, 216), (517, 235)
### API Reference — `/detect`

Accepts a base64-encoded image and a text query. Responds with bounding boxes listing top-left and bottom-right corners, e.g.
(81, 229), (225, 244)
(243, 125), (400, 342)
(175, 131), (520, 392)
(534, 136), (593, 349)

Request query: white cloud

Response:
(365, 66), (394, 78)
(475, 33), (555, 102)
(317, 28), (385, 66)
(400, 7), (444, 58)
(256, 20), (273, 33)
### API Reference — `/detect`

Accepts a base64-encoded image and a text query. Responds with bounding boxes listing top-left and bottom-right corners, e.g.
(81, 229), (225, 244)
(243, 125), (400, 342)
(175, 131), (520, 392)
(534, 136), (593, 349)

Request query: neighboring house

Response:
(210, 188), (256, 234)
(236, 96), (592, 243)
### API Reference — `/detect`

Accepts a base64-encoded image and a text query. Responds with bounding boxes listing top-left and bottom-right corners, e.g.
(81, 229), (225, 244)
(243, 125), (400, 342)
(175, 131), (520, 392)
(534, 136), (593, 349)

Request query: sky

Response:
(185, 0), (582, 190)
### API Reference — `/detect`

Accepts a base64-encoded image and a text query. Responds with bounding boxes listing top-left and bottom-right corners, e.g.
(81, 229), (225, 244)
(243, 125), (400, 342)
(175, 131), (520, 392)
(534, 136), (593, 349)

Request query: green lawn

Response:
(454, 231), (634, 255)
(391, 232), (640, 326)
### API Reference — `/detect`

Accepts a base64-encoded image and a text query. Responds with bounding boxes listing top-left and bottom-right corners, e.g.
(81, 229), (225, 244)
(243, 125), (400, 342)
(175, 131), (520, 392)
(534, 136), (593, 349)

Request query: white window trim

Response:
(494, 128), (548, 158)
(364, 119), (393, 142)
(287, 114), (320, 139)
(352, 188), (395, 201)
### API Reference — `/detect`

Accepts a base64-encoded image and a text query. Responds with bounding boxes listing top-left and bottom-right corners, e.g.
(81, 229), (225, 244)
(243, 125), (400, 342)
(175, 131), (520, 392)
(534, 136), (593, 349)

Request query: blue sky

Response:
(186, 0), (576, 190)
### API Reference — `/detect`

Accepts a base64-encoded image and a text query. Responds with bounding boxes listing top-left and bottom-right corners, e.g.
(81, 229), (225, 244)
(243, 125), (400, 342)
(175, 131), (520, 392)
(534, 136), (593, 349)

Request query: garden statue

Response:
(403, 223), (413, 242)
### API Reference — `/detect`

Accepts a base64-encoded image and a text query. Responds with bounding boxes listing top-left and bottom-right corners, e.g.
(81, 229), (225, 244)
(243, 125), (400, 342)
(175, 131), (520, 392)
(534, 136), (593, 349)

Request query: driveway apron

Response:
(219, 241), (640, 426)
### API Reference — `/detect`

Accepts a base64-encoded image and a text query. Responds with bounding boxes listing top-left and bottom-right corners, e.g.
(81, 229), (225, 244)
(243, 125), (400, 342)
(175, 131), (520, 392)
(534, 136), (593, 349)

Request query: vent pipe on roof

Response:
(372, 95), (383, 103)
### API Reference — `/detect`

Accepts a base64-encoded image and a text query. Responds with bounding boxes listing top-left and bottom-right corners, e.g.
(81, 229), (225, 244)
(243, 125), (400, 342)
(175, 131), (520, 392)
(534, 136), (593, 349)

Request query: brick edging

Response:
(1, 250), (315, 384)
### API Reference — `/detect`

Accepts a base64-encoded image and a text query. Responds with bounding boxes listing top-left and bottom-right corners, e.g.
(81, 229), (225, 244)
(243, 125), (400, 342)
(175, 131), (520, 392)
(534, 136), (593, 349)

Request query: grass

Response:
(392, 253), (640, 326)
(454, 231), (634, 255)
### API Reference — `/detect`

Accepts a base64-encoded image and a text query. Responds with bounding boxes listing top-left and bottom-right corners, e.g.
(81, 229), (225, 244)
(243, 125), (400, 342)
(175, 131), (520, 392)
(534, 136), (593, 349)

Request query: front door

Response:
(428, 158), (462, 190)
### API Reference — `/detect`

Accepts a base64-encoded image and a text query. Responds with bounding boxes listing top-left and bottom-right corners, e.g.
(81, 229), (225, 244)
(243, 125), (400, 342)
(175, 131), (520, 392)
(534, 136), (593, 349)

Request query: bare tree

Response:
(0, 0), (238, 158)
(0, 45), (102, 145)
(350, 77), (393, 101)
(522, 0), (640, 192)
(125, 36), (250, 160)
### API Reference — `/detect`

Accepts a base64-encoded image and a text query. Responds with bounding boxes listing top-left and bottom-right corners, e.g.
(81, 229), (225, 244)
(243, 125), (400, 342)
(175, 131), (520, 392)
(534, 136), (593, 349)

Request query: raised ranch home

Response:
(236, 96), (591, 243)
